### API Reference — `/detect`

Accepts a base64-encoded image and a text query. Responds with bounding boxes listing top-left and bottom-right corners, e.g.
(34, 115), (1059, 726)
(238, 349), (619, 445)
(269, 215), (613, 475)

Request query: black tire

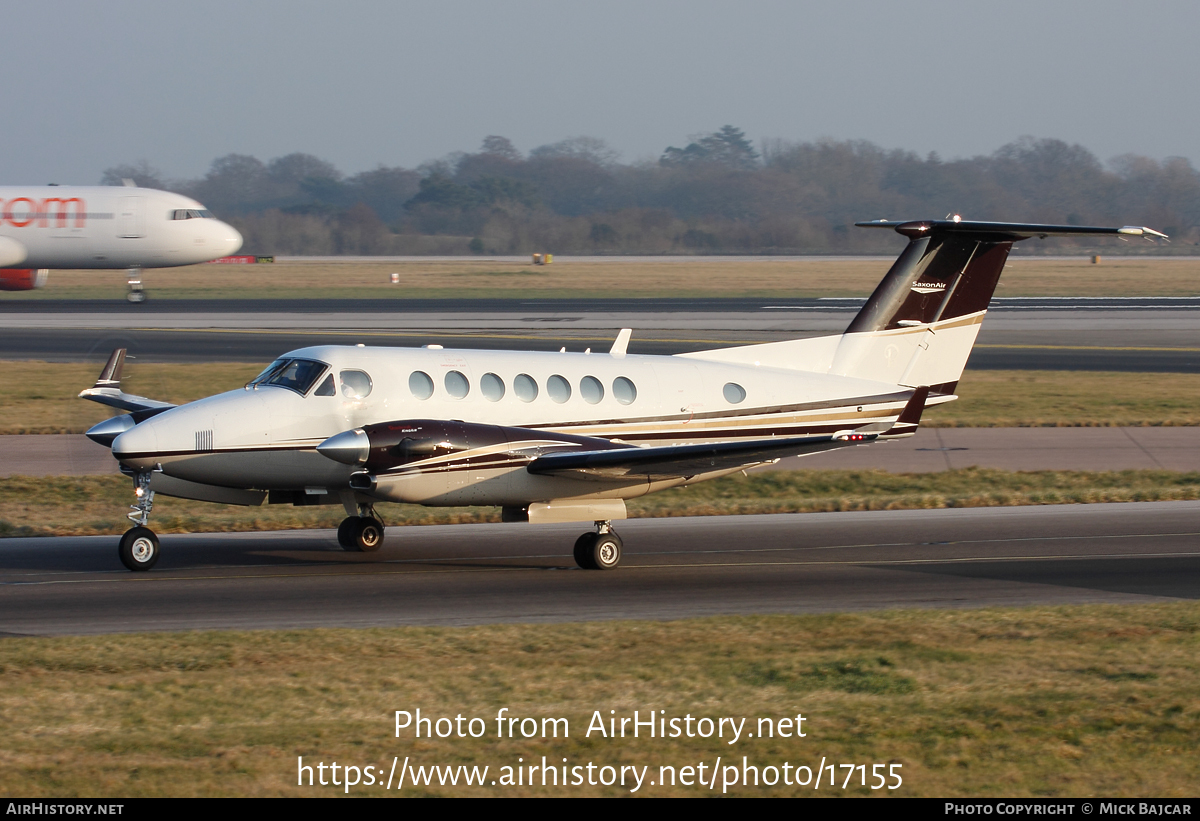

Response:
(118, 526), (160, 571)
(573, 532), (597, 569)
(353, 518), (385, 552)
(337, 517), (358, 550)
(591, 532), (622, 570)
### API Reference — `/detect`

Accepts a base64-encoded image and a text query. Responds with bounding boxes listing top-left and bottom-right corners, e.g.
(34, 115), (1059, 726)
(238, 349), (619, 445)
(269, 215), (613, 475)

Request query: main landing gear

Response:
(573, 521), (622, 570)
(126, 266), (146, 304)
(119, 471), (160, 571)
(337, 504), (385, 552)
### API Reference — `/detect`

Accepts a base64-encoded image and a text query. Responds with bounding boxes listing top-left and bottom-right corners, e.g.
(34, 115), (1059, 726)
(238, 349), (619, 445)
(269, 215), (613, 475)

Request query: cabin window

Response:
(409, 371), (434, 399)
(444, 370), (470, 399)
(340, 370), (372, 399)
(314, 374), (336, 396)
(481, 372), (505, 401)
(613, 376), (637, 405)
(580, 375), (604, 404)
(548, 374), (571, 404)
(723, 382), (747, 404)
(514, 373), (538, 403)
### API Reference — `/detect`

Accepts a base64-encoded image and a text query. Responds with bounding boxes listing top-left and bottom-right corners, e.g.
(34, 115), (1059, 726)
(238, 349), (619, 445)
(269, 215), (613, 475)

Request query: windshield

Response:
(247, 358), (329, 395)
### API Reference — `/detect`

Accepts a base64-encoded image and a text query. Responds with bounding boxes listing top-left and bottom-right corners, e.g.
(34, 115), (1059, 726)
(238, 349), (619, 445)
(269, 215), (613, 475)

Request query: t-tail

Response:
(683, 219), (1167, 394)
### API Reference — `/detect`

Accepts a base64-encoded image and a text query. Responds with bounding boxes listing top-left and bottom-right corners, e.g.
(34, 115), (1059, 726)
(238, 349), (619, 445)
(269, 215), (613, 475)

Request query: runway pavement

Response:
(1, 502), (1196, 636)
(6, 427), (1200, 477)
(2, 298), (1200, 370)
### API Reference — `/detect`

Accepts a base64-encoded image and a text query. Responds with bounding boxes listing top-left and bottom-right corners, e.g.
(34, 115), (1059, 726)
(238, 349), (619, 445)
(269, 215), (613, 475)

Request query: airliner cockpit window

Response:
(171, 209), (214, 220)
(340, 370), (373, 400)
(257, 359), (328, 395)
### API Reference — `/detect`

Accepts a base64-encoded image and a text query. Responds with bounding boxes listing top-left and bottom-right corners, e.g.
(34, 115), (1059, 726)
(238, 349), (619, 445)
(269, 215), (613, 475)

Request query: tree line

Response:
(103, 128), (1200, 255)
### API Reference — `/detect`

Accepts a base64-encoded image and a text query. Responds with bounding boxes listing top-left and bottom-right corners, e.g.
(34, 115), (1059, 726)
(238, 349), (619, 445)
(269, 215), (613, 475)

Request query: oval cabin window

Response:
(481, 372), (505, 402)
(409, 371), (434, 400)
(514, 373), (538, 403)
(580, 376), (604, 404)
(444, 370), (470, 399)
(340, 370), (372, 399)
(547, 374), (571, 404)
(613, 377), (637, 405)
(723, 382), (747, 404)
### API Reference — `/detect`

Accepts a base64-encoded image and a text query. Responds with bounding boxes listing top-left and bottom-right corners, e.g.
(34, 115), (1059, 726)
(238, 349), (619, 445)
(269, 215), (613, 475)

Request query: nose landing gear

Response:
(573, 520), (622, 570)
(119, 471), (160, 571)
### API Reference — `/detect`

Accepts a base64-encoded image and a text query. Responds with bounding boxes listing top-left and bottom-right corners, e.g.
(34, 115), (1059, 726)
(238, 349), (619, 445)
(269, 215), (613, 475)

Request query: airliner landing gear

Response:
(573, 521), (622, 570)
(119, 471), (159, 571)
(126, 266), (145, 303)
(337, 505), (384, 552)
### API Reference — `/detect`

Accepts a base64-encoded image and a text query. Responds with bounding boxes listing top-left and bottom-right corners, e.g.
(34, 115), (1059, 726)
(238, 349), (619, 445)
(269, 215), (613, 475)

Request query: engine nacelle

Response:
(0, 268), (48, 291)
(318, 419), (648, 507)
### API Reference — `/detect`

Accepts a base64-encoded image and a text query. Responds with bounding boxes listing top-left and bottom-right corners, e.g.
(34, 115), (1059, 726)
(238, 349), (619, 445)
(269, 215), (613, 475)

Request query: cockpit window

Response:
(248, 358), (328, 395)
(170, 208), (215, 220)
(314, 374), (336, 396)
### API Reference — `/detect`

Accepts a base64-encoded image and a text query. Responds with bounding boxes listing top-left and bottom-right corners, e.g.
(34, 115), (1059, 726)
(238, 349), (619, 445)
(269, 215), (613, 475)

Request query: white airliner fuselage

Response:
(0, 185), (242, 293)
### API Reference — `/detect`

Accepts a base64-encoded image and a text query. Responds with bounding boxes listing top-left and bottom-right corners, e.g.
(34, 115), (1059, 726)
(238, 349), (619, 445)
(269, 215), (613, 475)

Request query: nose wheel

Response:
(119, 526), (160, 571)
(573, 522), (622, 570)
(118, 470), (160, 571)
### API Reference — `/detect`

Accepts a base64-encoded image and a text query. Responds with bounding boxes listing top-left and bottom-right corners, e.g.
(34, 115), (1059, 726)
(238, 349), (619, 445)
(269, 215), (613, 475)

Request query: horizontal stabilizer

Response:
(856, 219), (1168, 241)
(78, 348), (175, 413)
(527, 431), (877, 481)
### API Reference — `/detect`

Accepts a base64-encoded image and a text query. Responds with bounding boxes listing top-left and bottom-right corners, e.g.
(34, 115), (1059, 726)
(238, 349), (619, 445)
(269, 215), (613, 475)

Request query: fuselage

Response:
(0, 185), (242, 269)
(111, 344), (914, 504)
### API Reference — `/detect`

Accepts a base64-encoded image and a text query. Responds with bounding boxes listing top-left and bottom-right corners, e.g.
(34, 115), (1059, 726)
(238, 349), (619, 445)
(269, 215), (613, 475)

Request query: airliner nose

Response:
(221, 223), (243, 255)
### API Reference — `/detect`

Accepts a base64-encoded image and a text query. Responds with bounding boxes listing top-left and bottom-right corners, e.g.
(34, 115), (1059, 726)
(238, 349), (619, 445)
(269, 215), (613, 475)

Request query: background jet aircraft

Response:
(0, 184), (242, 301)
(79, 219), (1166, 572)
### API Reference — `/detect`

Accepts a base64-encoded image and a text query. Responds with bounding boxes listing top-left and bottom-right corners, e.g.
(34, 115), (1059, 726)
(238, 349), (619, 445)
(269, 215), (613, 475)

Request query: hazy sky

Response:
(6, 0), (1198, 184)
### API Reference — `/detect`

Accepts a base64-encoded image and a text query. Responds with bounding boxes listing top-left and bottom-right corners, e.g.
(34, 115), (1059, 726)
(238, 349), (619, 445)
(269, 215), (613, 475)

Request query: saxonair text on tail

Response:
(78, 218), (1167, 571)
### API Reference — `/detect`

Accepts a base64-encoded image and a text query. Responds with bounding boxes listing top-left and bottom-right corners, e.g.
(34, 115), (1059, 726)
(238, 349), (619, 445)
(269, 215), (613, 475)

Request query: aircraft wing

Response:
(77, 349), (175, 413)
(526, 386), (929, 481)
(526, 431), (877, 480)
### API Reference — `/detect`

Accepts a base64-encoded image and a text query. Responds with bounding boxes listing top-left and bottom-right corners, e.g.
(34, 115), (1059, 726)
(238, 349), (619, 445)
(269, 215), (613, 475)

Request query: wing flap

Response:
(527, 431), (876, 480)
(526, 385), (930, 481)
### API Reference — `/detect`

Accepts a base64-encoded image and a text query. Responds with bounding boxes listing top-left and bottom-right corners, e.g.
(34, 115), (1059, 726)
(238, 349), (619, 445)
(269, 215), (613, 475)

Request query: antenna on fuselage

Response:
(609, 328), (632, 359)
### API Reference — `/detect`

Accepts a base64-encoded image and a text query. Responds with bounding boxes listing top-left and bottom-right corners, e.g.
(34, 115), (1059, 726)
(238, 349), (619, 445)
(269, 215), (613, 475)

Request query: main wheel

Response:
(337, 517), (357, 550)
(352, 518), (385, 552)
(118, 526), (160, 571)
(591, 532), (622, 570)
(573, 532), (598, 569)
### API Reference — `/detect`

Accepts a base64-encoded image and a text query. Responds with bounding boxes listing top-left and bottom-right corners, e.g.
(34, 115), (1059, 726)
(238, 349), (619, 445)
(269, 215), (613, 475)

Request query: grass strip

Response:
(5, 257), (1200, 300)
(3, 468), (1199, 538)
(1, 605), (1197, 796)
(5, 363), (1200, 434)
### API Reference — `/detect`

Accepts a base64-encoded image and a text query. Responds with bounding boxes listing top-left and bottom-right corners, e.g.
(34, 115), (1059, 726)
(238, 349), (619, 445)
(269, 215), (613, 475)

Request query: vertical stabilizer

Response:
(829, 230), (1011, 392)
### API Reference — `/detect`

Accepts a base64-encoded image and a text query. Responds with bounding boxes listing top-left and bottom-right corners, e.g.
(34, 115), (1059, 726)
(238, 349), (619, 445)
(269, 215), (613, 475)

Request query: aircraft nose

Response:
(220, 223), (243, 255)
(112, 422), (161, 470)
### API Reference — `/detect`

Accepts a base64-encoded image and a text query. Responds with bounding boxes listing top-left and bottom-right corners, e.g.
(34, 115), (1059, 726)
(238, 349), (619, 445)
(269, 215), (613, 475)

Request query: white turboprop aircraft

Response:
(0, 184), (243, 301)
(79, 218), (1166, 572)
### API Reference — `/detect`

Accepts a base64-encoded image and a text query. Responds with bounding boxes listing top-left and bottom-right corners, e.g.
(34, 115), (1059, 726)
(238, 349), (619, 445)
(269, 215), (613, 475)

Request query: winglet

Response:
(610, 328), (632, 359)
(93, 348), (127, 389)
(882, 386), (930, 438)
(78, 348), (175, 413)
